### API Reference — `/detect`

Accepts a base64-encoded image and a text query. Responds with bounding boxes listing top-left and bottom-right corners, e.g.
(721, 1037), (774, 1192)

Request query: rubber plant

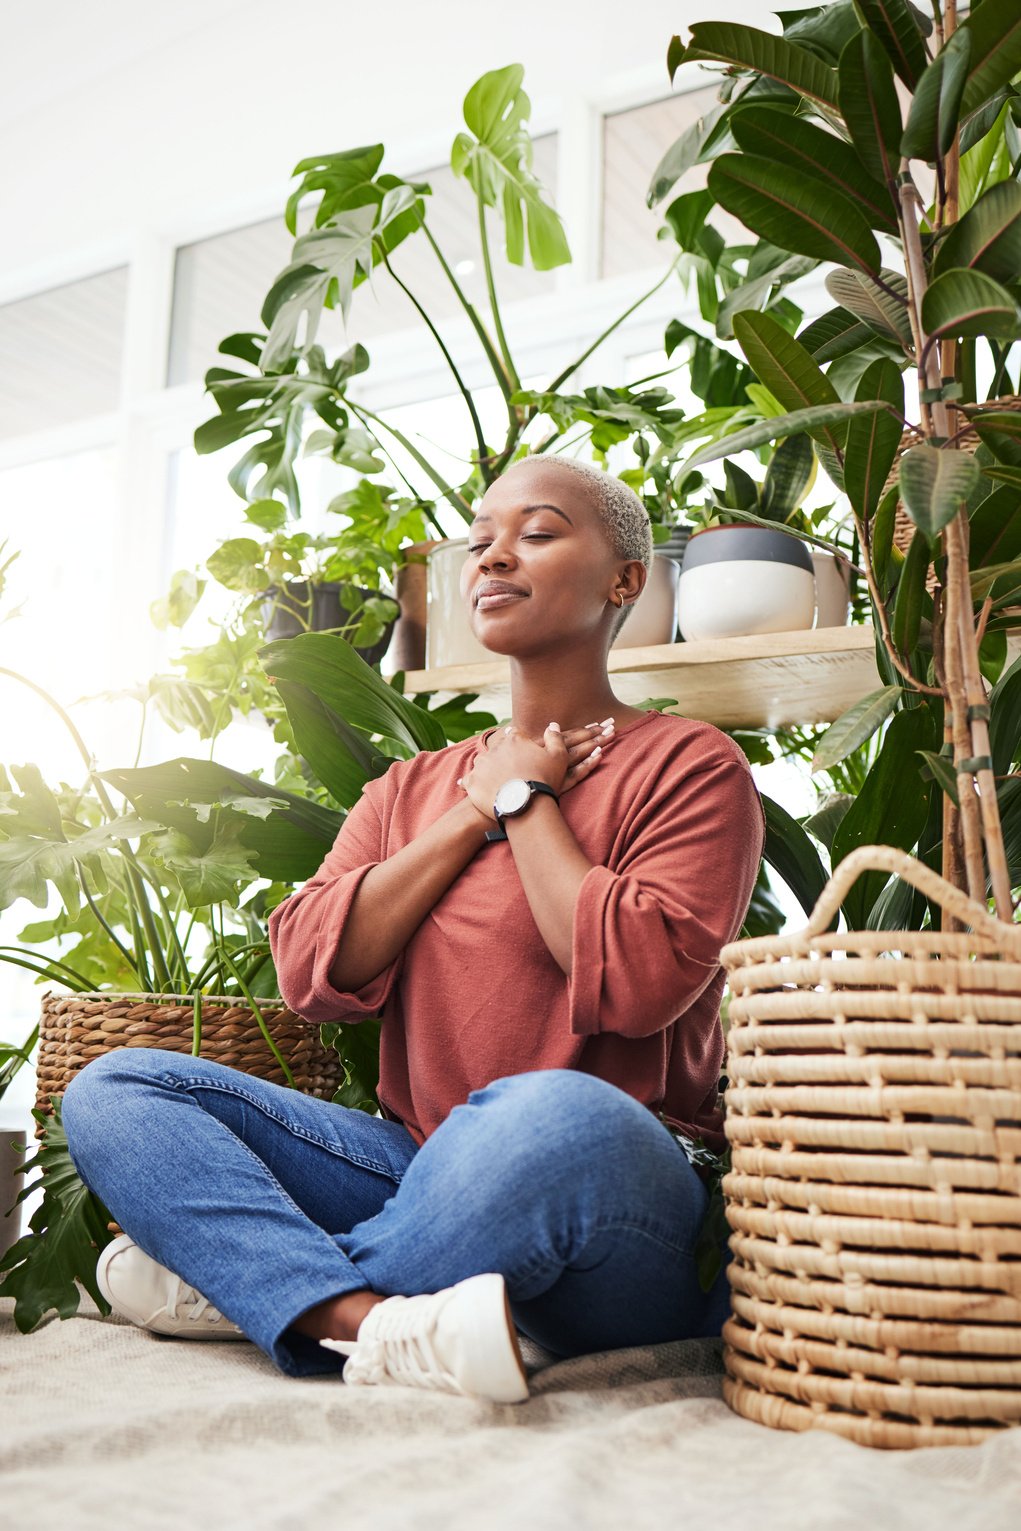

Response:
(650, 0), (1021, 926)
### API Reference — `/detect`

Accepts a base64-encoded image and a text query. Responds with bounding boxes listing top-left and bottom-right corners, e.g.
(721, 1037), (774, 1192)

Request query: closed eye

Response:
(467, 533), (555, 554)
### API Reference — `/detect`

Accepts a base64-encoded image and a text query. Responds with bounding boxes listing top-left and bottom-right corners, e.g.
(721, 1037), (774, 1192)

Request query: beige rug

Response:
(2, 1299), (1020, 1530)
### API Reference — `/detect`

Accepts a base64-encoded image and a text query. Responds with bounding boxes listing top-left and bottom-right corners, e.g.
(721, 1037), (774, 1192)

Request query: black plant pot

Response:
(263, 581), (398, 668)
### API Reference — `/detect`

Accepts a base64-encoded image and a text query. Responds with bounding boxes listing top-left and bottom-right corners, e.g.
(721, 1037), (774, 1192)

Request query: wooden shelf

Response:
(401, 625), (883, 730)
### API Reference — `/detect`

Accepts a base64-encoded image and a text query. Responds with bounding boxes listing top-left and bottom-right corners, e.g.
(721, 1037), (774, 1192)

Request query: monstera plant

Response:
(649, 1), (1021, 926)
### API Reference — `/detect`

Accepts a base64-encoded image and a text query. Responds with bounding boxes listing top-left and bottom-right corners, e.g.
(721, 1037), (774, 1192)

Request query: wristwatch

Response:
(493, 777), (559, 824)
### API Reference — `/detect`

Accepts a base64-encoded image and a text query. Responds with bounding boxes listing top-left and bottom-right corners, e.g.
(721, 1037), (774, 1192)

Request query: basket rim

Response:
(43, 989), (289, 1008)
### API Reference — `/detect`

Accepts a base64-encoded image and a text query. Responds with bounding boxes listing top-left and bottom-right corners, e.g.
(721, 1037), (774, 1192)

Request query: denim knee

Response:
(465, 1069), (661, 1176)
(61, 1047), (168, 1171)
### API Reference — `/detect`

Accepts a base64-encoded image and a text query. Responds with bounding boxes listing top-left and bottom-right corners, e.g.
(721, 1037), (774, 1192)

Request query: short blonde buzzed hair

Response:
(533, 457), (653, 640)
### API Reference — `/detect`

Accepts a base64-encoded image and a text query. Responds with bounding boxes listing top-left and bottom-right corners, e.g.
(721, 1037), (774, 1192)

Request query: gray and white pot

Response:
(426, 539), (682, 669)
(678, 525), (816, 642)
(0, 1127), (25, 1259)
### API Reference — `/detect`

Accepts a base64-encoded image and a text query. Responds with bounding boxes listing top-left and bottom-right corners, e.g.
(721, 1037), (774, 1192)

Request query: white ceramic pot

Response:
(426, 540), (681, 669)
(0, 1127), (25, 1259)
(678, 525), (816, 642)
(811, 548), (852, 628)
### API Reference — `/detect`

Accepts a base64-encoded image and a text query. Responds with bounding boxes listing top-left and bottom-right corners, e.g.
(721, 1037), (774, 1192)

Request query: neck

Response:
(505, 641), (622, 742)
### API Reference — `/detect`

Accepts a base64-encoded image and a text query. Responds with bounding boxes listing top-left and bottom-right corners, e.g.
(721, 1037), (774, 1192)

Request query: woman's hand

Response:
(457, 720), (613, 824)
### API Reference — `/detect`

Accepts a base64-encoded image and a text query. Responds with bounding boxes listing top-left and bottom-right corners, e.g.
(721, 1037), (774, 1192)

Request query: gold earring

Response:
(615, 593), (625, 608)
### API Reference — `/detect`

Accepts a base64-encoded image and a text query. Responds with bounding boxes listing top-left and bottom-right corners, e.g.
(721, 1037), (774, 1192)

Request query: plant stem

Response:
(217, 944), (296, 1089)
(420, 222), (515, 402)
(78, 868), (146, 989)
(475, 184), (521, 394)
(0, 951), (91, 991)
(547, 258), (683, 394)
(346, 399), (474, 522)
(380, 250), (492, 480)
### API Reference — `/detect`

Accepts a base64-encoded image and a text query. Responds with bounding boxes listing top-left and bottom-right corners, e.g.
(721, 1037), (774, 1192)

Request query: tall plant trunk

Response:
(896, 0), (1013, 921)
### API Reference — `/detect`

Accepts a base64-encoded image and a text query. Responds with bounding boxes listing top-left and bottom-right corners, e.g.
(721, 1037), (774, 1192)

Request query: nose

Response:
(477, 534), (516, 572)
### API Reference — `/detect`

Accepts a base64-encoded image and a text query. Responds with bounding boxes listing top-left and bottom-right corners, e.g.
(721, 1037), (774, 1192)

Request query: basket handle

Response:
(802, 843), (1021, 951)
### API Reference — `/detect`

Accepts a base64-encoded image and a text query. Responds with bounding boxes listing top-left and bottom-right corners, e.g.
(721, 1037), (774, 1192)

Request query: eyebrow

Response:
(471, 502), (574, 526)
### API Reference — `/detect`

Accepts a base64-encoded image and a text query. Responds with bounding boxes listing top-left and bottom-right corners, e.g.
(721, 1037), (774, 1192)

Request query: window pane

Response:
(601, 88), (719, 279)
(167, 135), (559, 385)
(0, 270), (128, 440)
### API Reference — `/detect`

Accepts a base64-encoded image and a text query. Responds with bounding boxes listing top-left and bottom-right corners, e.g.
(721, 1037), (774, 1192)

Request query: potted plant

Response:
(193, 63), (759, 670)
(655, 0), (1021, 1443)
(0, 1026), (36, 1258)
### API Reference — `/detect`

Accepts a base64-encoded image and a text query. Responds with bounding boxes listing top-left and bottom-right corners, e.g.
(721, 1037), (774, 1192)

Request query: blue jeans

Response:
(62, 1051), (730, 1378)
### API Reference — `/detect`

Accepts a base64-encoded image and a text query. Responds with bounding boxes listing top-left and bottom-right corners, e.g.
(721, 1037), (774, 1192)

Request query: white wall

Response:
(2, 0), (762, 294)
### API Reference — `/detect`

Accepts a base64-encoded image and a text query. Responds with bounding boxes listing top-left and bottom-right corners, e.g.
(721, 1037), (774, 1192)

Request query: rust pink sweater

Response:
(268, 710), (766, 1151)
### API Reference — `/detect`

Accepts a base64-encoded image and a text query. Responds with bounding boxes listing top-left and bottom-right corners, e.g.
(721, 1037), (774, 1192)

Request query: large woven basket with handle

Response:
(35, 991), (345, 1116)
(719, 845), (1021, 1449)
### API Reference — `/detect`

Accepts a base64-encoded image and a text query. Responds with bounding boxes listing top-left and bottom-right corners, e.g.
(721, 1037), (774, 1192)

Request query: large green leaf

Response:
(857, 0), (930, 89)
(707, 154), (881, 274)
(149, 822), (259, 908)
(0, 1102), (113, 1333)
(683, 400), (887, 471)
(844, 358), (905, 525)
(899, 444), (982, 538)
(730, 107), (897, 232)
(759, 793), (835, 925)
(261, 187), (418, 370)
(901, 29), (971, 162)
(838, 28), (903, 184)
(934, 180), (1021, 284)
(989, 652), (1021, 776)
(103, 759), (342, 883)
(262, 632), (447, 755)
(960, 3), (1021, 117)
(969, 485), (1021, 571)
(798, 306), (877, 363)
(891, 521), (932, 654)
(824, 268), (914, 350)
(674, 22), (840, 108)
(830, 704), (936, 929)
(273, 678), (381, 810)
(921, 268), (1020, 342)
(646, 102), (731, 207)
(759, 433), (815, 522)
(451, 64), (570, 270)
(811, 685), (903, 772)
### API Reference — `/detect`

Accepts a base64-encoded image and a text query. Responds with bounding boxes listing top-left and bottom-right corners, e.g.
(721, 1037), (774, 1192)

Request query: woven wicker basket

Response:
(719, 844), (1021, 1449)
(35, 991), (346, 1117)
(888, 396), (1021, 596)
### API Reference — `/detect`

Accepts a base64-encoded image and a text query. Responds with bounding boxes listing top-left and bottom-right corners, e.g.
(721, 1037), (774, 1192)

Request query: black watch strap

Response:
(486, 780), (559, 842)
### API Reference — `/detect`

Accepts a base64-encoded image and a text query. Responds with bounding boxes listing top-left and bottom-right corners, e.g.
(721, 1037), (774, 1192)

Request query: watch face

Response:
(494, 778), (532, 817)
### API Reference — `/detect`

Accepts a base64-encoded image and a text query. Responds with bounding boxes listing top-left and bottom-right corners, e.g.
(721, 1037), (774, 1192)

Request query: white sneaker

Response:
(320, 1272), (529, 1403)
(95, 1233), (246, 1340)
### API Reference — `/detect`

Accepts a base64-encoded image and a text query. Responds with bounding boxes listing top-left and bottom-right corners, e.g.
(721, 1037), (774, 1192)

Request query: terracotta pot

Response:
(424, 540), (681, 669)
(678, 525), (815, 642)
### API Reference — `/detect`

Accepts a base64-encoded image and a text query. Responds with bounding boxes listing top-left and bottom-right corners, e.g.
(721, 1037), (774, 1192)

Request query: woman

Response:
(63, 455), (765, 1403)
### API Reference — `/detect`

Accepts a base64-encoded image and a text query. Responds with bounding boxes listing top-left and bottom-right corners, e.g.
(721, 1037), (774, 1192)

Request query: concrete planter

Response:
(0, 1127), (25, 1259)
(678, 525), (816, 642)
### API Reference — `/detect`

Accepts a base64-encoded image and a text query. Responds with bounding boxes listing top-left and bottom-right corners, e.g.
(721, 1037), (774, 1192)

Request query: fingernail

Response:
(585, 722), (598, 729)
(601, 723), (615, 736)
(548, 721), (561, 732)
(590, 745), (602, 758)
(599, 716), (613, 726)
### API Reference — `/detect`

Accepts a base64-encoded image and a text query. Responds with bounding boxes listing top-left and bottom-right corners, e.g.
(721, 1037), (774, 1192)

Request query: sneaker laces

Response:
(341, 1292), (463, 1393)
(165, 1283), (227, 1326)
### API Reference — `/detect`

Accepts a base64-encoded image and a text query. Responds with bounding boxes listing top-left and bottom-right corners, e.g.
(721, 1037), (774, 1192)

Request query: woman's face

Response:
(459, 462), (626, 657)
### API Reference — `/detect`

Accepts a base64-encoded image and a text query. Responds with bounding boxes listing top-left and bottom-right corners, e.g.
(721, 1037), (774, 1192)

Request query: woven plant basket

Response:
(34, 991), (346, 1117)
(887, 396), (1021, 596)
(719, 844), (1021, 1449)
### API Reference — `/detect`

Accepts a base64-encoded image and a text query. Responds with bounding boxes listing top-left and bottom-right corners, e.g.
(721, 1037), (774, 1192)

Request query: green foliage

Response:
(0, 1100), (113, 1333)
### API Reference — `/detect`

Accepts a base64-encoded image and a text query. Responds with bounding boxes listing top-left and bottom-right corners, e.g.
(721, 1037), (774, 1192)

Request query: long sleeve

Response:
(567, 753), (765, 1039)
(268, 770), (400, 1026)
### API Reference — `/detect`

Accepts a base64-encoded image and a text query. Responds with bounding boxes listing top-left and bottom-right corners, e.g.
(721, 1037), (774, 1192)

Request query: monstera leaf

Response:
(451, 64), (570, 270)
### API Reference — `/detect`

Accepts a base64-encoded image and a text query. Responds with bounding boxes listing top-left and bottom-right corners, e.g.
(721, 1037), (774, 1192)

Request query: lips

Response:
(475, 580), (528, 608)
